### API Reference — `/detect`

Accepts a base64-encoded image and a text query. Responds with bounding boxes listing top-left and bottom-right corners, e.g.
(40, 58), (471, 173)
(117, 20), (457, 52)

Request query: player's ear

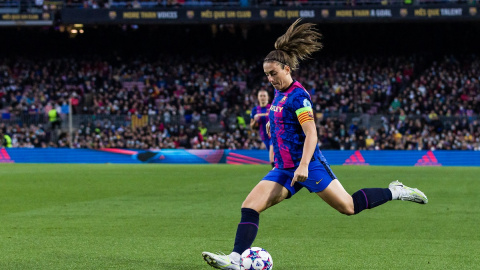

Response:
(284, 65), (291, 74)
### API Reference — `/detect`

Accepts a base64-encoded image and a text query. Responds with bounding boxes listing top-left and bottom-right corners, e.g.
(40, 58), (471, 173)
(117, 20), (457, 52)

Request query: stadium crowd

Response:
(1, 52), (479, 150)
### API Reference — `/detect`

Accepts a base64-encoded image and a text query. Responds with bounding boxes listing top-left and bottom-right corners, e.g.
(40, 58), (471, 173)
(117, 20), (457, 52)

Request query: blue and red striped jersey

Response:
(251, 104), (271, 142)
(269, 81), (326, 169)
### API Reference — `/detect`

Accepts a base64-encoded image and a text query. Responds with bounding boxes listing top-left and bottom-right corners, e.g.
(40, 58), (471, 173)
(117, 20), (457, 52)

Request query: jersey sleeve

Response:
(250, 107), (257, 119)
(291, 91), (314, 125)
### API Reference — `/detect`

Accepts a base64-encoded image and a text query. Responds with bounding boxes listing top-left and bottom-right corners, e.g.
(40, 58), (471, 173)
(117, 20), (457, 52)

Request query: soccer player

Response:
(250, 89), (274, 166)
(202, 19), (428, 270)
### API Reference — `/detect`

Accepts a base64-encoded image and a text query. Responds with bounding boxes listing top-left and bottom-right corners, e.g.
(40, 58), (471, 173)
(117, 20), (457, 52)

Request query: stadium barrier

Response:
(1, 148), (479, 166)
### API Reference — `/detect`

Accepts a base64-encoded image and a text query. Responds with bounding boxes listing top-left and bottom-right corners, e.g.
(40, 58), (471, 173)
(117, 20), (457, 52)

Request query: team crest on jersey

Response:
(303, 99), (312, 108)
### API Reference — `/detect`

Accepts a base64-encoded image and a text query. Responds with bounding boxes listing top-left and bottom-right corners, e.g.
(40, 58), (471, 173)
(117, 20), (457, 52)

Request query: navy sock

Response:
(352, 188), (392, 214)
(233, 208), (259, 255)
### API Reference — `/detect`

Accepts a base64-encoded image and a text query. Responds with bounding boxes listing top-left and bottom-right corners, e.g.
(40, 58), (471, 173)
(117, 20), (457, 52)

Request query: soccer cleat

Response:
(202, 252), (240, 270)
(389, 180), (428, 204)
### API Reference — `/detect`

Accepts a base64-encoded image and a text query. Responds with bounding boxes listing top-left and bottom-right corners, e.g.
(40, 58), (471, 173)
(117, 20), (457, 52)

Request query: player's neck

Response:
(279, 79), (294, 92)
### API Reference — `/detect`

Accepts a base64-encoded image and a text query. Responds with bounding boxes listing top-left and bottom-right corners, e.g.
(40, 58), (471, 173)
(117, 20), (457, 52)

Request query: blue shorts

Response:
(261, 160), (336, 198)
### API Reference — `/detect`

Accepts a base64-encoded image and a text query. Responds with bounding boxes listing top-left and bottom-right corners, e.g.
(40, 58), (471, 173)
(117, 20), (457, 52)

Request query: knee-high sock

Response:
(233, 208), (259, 255)
(352, 188), (392, 214)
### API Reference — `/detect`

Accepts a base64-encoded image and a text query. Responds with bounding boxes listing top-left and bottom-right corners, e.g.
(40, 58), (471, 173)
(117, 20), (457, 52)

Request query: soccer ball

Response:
(240, 247), (273, 270)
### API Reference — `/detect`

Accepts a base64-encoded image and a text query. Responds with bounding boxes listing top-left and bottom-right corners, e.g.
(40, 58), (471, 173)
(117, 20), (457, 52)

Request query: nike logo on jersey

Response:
(316, 179), (323, 184)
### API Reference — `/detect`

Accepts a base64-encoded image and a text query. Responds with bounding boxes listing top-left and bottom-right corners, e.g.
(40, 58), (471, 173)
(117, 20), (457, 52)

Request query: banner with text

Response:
(1, 148), (479, 166)
(61, 5), (480, 24)
(0, 12), (53, 26)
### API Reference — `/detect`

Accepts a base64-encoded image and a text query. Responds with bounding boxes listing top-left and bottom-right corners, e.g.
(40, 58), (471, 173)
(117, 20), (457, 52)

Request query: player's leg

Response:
(311, 160), (403, 215)
(318, 179), (428, 215)
(203, 175), (290, 270)
(318, 179), (398, 215)
(242, 180), (290, 213)
(230, 181), (289, 260)
(316, 179), (355, 215)
(299, 160), (356, 215)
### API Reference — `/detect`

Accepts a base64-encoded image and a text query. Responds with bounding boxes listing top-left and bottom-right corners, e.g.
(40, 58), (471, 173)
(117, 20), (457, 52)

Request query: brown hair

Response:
(257, 89), (269, 96)
(264, 18), (323, 71)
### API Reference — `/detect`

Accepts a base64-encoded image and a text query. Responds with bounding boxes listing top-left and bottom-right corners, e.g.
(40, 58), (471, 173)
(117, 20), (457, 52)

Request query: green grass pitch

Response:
(0, 164), (479, 269)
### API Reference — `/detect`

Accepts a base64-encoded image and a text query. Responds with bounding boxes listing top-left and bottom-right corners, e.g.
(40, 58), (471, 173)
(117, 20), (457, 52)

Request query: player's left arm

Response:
(291, 121), (317, 186)
(253, 112), (268, 121)
(291, 96), (316, 186)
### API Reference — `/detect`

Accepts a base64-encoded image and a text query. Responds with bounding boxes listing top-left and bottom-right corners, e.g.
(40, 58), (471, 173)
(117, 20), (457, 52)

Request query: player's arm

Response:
(291, 105), (316, 186)
(250, 118), (258, 130)
(250, 109), (258, 130)
(256, 112), (269, 117)
(291, 121), (317, 186)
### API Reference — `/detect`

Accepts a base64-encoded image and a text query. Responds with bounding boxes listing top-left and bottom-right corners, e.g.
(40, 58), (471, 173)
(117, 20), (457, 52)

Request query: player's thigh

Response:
(316, 179), (354, 215)
(242, 180), (289, 213)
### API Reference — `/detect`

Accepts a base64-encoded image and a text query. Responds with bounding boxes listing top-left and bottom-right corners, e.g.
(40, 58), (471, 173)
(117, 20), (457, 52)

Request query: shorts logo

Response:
(316, 178), (323, 184)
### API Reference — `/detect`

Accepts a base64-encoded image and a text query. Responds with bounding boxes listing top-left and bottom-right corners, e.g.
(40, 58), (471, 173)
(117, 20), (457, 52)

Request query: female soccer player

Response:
(202, 19), (427, 270)
(250, 89), (274, 166)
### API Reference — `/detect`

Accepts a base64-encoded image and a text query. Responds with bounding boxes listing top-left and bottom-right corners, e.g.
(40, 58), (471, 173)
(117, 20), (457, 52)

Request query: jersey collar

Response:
(278, 80), (299, 95)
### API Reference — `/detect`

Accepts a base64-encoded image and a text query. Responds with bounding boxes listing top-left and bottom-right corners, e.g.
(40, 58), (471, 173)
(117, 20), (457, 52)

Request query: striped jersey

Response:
(250, 104), (271, 142)
(269, 81), (325, 169)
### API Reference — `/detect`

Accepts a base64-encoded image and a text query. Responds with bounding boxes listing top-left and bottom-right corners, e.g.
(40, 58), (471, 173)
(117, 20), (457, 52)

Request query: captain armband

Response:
(295, 107), (314, 125)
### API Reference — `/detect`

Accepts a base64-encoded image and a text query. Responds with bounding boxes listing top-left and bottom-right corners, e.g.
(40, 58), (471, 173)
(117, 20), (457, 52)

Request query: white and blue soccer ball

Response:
(240, 247), (273, 270)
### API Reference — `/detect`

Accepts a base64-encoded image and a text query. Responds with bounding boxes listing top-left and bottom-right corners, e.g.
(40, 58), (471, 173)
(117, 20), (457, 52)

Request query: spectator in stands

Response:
(0, 129), (12, 148)
(0, 49), (479, 151)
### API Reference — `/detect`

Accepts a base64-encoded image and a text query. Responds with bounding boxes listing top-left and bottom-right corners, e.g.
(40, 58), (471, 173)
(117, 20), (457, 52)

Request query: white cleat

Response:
(389, 180), (428, 204)
(202, 252), (240, 270)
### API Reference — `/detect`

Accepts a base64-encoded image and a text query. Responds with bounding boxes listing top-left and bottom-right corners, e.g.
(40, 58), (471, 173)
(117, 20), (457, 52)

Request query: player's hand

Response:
(266, 121), (270, 138)
(254, 114), (261, 121)
(291, 164), (308, 187)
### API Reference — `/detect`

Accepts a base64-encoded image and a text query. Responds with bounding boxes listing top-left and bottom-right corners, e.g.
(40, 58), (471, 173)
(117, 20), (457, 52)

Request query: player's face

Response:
(257, 91), (269, 106)
(263, 61), (292, 91)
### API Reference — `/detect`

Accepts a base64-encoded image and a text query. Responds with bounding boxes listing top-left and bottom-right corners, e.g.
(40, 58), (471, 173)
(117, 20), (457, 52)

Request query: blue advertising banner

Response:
(1, 148), (479, 166)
